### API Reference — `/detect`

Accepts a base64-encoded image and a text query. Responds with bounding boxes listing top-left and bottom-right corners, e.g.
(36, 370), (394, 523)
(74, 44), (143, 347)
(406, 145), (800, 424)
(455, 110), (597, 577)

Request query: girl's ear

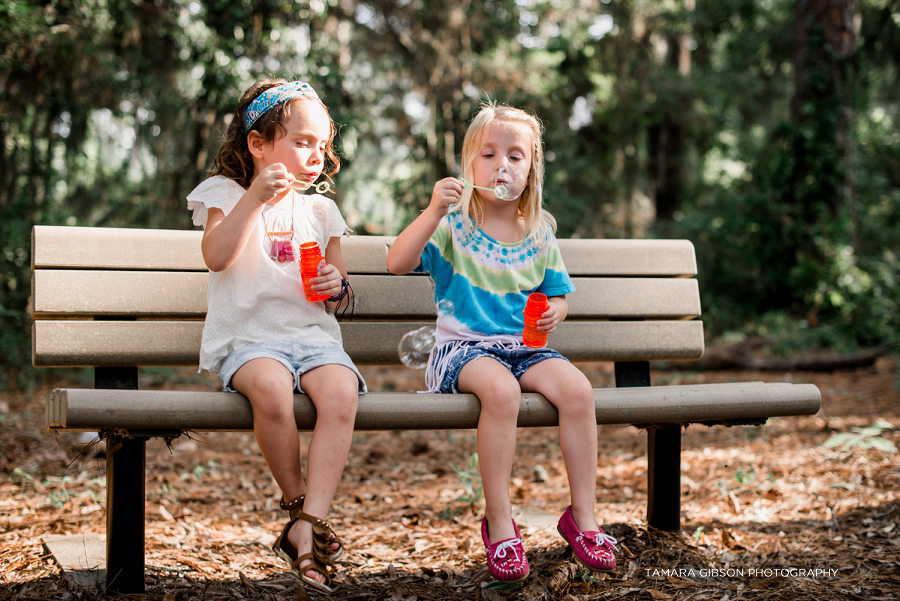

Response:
(247, 131), (267, 159)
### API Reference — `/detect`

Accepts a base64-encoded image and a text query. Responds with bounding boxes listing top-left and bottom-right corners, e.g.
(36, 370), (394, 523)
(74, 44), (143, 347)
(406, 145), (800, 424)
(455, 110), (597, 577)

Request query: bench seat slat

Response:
(33, 271), (701, 319)
(33, 320), (704, 367)
(33, 226), (699, 277)
(48, 382), (820, 431)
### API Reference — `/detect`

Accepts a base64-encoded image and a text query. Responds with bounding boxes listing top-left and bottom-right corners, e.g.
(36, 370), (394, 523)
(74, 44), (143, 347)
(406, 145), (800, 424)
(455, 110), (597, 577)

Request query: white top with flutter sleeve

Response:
(187, 175), (351, 374)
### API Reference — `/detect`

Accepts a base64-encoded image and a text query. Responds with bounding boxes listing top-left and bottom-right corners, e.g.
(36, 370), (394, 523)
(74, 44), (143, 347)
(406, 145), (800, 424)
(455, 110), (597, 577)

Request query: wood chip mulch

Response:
(1, 359), (898, 600)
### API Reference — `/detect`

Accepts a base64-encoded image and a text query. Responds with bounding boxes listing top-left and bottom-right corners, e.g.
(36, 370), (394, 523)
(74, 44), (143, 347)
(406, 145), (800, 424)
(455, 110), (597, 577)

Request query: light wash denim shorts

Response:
(433, 341), (568, 394)
(219, 339), (367, 394)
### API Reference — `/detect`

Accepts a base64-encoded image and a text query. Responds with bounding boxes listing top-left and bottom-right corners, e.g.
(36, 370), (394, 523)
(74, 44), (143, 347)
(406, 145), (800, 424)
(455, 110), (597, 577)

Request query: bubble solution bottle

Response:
(299, 242), (331, 302)
(522, 292), (549, 348)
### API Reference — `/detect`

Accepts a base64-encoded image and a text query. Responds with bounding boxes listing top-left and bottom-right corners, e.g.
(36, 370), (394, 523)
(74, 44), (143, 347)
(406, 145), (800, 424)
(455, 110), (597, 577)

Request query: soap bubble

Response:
(398, 325), (436, 369)
(437, 299), (455, 317)
(495, 167), (525, 201)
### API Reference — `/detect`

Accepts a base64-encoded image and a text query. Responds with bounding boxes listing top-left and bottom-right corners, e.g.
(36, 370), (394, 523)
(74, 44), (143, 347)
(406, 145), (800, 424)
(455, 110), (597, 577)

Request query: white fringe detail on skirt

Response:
(422, 336), (525, 394)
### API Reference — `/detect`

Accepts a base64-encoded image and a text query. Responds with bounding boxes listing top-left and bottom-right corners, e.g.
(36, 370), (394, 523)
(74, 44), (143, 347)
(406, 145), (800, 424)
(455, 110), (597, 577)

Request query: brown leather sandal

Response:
(273, 518), (334, 593)
(280, 495), (343, 563)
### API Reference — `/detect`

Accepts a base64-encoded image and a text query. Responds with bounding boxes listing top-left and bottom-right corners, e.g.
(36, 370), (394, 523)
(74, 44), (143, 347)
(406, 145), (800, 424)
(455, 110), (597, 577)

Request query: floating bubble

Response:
(398, 325), (436, 369)
(437, 299), (455, 317)
(411, 332), (432, 352)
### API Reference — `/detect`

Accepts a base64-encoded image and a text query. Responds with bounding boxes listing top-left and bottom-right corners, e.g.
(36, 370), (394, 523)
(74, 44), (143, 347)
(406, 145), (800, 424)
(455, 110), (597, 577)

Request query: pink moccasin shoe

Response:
(481, 517), (530, 582)
(557, 506), (618, 572)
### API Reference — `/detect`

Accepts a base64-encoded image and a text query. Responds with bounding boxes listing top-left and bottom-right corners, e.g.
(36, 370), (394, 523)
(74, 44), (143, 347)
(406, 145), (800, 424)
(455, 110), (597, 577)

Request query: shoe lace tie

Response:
(578, 532), (619, 552)
(492, 538), (523, 563)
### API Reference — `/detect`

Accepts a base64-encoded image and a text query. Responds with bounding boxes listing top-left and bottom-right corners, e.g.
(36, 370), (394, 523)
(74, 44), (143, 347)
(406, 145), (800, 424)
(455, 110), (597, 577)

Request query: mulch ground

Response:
(1, 358), (898, 600)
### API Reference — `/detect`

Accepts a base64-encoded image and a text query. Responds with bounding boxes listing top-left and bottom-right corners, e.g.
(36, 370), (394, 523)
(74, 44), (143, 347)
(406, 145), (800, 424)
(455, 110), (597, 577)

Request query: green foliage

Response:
(669, 8), (900, 350)
(2, 0), (899, 390)
(10, 467), (34, 487)
(734, 468), (756, 484)
(822, 420), (897, 453)
(450, 452), (483, 507)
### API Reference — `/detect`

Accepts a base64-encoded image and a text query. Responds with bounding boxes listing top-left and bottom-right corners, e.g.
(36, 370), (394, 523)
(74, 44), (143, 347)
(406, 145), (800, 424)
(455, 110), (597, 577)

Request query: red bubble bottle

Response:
(522, 292), (549, 348)
(299, 242), (330, 302)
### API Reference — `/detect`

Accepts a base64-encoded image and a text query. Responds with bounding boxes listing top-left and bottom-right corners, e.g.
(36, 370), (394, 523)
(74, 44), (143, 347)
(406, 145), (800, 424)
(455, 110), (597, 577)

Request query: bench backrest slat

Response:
(32, 320), (704, 367)
(31, 226), (705, 367)
(33, 226), (698, 277)
(32, 271), (700, 319)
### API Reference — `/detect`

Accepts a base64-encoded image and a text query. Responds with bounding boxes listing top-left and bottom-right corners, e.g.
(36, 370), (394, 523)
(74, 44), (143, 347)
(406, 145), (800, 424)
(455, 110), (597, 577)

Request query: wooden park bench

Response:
(31, 225), (821, 593)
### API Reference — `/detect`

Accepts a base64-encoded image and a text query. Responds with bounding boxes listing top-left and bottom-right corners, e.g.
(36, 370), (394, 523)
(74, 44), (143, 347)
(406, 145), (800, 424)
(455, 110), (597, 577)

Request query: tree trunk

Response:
(791, 0), (859, 217)
(647, 0), (693, 226)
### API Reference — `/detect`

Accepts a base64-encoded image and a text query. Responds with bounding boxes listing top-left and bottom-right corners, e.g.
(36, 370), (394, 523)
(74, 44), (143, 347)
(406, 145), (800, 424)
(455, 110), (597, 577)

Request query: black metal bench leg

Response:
(614, 360), (682, 531)
(96, 367), (145, 594)
(647, 424), (681, 530)
(106, 436), (146, 593)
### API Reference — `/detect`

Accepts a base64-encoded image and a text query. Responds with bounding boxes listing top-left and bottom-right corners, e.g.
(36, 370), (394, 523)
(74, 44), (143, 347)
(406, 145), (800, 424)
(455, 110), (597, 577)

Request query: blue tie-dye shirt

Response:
(415, 211), (575, 345)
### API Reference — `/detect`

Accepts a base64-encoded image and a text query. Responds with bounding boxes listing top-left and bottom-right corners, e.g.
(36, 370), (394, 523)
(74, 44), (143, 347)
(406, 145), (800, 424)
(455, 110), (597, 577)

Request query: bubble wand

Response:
(459, 178), (510, 200)
(292, 180), (334, 194)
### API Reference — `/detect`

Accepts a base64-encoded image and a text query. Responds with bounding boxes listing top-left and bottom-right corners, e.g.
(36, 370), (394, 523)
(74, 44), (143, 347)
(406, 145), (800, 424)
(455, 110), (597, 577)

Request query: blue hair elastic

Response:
(243, 81), (319, 133)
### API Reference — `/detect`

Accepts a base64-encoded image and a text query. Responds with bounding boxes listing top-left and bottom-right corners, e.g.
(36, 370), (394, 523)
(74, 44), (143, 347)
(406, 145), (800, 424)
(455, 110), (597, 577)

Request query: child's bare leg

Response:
(520, 359), (600, 531)
(231, 358), (305, 499)
(282, 364), (358, 582)
(458, 358), (522, 542)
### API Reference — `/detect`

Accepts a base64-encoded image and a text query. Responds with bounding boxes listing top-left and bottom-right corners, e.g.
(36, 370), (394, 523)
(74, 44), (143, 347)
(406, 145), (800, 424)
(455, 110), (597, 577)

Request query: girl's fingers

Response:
(309, 272), (341, 292)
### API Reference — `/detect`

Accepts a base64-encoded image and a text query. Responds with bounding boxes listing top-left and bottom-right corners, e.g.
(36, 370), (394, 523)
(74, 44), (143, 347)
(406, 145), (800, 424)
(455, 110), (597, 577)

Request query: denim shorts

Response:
(219, 339), (367, 394)
(432, 341), (568, 393)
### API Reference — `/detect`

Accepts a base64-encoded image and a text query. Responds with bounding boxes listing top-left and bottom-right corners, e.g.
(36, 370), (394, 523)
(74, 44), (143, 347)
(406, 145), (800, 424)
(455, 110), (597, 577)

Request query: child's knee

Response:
(478, 379), (522, 419)
(557, 378), (595, 416)
(329, 386), (359, 424)
(311, 370), (359, 424)
(250, 389), (295, 422)
(243, 371), (293, 416)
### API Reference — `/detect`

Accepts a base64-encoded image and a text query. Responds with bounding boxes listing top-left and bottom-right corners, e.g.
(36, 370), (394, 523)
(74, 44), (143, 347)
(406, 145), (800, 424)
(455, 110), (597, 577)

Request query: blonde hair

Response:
(453, 103), (557, 245)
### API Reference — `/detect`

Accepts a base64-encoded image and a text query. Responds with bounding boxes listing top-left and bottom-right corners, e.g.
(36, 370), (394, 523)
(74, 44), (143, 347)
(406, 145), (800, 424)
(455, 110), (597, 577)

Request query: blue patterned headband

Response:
(243, 81), (320, 133)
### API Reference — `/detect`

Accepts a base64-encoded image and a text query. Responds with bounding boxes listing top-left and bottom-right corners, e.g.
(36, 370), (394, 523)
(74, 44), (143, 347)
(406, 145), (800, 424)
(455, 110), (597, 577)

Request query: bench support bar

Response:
(97, 367), (145, 595)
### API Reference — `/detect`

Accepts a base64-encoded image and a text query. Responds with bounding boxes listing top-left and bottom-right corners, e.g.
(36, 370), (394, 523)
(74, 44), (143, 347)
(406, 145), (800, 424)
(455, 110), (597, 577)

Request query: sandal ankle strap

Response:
(280, 494), (305, 519)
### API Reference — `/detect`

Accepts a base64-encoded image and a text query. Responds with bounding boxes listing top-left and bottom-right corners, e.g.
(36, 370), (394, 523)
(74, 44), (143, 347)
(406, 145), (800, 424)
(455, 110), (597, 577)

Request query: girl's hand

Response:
(248, 163), (294, 205)
(428, 177), (463, 217)
(310, 262), (343, 298)
(537, 302), (561, 333)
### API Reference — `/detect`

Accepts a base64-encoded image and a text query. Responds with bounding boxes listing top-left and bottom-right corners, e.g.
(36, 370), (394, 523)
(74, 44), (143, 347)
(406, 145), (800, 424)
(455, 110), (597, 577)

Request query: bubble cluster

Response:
(398, 325), (436, 369)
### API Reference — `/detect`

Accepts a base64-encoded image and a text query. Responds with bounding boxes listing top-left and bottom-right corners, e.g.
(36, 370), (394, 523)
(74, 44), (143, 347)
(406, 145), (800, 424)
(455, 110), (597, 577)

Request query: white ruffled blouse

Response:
(187, 175), (351, 374)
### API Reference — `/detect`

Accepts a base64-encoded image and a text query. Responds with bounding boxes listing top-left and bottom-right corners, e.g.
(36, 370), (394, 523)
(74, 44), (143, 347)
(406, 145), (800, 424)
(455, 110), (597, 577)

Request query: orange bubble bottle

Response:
(299, 242), (330, 302)
(522, 292), (549, 348)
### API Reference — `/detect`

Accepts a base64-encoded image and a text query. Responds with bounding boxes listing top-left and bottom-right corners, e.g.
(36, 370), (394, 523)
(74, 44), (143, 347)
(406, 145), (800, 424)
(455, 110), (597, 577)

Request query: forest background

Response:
(1, 0), (899, 391)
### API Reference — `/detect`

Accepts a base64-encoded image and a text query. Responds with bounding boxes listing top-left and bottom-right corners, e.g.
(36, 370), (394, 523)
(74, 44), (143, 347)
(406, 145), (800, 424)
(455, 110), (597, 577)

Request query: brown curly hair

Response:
(210, 79), (340, 189)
